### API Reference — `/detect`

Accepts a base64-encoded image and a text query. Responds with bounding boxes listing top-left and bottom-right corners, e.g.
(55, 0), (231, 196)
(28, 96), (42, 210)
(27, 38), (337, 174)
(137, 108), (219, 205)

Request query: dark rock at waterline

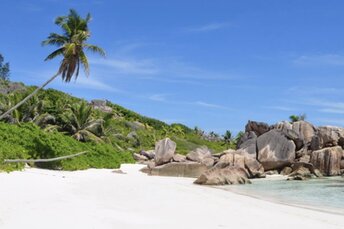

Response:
(194, 166), (251, 185)
(310, 146), (342, 176)
(215, 151), (265, 178)
(144, 162), (208, 178)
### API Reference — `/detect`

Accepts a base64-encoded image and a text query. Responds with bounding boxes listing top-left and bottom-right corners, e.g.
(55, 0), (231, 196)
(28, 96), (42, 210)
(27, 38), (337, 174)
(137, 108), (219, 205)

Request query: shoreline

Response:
(0, 164), (343, 229)
(216, 175), (344, 216)
(215, 185), (344, 216)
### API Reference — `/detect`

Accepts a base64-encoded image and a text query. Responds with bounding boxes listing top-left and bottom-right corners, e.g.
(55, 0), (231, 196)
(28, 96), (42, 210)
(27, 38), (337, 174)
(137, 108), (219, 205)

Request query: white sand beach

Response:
(0, 164), (343, 229)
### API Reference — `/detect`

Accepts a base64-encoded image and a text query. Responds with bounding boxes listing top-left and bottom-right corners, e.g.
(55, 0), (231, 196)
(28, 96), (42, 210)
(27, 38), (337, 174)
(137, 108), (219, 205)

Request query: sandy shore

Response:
(0, 164), (343, 229)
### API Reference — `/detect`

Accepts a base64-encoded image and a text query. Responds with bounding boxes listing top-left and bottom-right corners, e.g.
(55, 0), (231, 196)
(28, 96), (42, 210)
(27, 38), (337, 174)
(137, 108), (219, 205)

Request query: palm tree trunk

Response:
(4, 151), (87, 163)
(0, 72), (60, 120)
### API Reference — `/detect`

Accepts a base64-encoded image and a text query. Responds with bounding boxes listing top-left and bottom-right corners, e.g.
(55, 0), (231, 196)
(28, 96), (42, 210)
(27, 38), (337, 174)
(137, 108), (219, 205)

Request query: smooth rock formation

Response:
(287, 162), (321, 180)
(194, 166), (251, 185)
(245, 120), (270, 136)
(257, 130), (296, 170)
(216, 153), (245, 169)
(154, 138), (177, 166)
(148, 162), (207, 178)
(274, 121), (292, 132)
(292, 121), (316, 145)
(133, 153), (148, 161)
(215, 151), (264, 178)
(90, 100), (113, 113)
(244, 156), (265, 178)
(280, 166), (292, 176)
(310, 126), (344, 150)
(172, 154), (187, 162)
(341, 160), (344, 169)
(140, 150), (155, 160)
(310, 146), (342, 176)
(186, 146), (213, 166)
(237, 131), (257, 156)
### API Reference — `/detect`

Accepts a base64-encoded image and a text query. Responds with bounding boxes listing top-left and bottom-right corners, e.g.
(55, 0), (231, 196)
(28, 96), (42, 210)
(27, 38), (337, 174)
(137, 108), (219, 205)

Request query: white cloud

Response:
(91, 55), (236, 81)
(185, 22), (230, 32)
(148, 94), (168, 102)
(303, 99), (344, 114)
(69, 76), (120, 92)
(194, 101), (233, 110)
(293, 54), (344, 66)
(264, 106), (295, 111)
(90, 58), (159, 75)
(287, 86), (342, 96)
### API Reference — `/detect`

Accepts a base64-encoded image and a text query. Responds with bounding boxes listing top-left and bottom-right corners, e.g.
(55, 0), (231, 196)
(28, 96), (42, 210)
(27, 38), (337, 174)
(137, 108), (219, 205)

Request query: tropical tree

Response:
(61, 101), (104, 142)
(0, 93), (43, 124)
(223, 130), (232, 149)
(0, 9), (105, 120)
(0, 53), (10, 81)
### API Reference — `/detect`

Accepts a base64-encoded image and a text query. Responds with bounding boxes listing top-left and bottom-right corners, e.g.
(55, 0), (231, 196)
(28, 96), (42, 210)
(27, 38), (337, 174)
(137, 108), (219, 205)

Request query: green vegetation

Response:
(0, 80), (231, 172)
(0, 122), (134, 172)
(289, 113), (306, 123)
(0, 53), (10, 81)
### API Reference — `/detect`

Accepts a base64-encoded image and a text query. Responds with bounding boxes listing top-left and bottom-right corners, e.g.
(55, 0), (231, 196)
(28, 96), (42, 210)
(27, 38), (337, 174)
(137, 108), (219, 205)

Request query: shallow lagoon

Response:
(222, 176), (344, 215)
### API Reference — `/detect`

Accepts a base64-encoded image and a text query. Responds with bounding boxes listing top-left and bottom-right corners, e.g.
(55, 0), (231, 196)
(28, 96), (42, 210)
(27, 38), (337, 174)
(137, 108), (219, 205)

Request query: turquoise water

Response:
(223, 176), (344, 215)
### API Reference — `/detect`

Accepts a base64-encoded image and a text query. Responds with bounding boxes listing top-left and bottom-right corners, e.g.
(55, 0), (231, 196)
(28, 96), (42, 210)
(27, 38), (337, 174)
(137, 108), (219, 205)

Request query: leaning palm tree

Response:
(0, 9), (105, 120)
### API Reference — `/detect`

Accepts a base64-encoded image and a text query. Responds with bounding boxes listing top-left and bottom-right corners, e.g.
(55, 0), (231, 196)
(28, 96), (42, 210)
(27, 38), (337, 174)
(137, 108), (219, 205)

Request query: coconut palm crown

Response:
(42, 9), (105, 82)
(0, 9), (105, 120)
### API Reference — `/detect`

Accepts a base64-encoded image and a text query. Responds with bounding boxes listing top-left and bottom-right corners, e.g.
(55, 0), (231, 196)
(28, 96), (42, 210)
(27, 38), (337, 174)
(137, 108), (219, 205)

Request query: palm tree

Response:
(62, 101), (104, 142)
(0, 9), (105, 120)
(223, 130), (232, 149)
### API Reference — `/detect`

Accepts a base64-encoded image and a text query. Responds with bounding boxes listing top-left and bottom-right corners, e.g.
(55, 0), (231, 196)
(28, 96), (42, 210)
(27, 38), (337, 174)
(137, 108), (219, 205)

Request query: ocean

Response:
(222, 176), (344, 215)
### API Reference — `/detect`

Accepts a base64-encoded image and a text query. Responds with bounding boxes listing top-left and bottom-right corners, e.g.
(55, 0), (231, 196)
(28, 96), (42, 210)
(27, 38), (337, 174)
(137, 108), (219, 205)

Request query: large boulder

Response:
(340, 160), (344, 169)
(140, 150), (155, 160)
(245, 120), (270, 136)
(243, 155), (265, 178)
(194, 166), (251, 185)
(257, 130), (296, 170)
(133, 153), (149, 161)
(186, 146), (214, 166)
(154, 138), (177, 166)
(287, 162), (322, 180)
(237, 131), (257, 157)
(310, 126), (344, 150)
(147, 162), (207, 178)
(274, 121), (292, 132)
(310, 146), (342, 176)
(90, 99), (113, 113)
(216, 153), (245, 169)
(292, 121), (316, 145)
(215, 151), (264, 178)
(172, 154), (187, 162)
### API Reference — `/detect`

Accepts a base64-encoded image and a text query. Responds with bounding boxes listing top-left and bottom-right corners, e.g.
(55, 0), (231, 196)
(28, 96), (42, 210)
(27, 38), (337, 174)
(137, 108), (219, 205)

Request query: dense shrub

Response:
(0, 122), (134, 171)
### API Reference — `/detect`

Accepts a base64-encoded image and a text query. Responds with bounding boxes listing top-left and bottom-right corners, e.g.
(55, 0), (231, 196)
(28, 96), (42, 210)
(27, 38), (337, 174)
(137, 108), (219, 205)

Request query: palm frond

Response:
(44, 48), (64, 61)
(79, 51), (89, 76)
(83, 44), (105, 57)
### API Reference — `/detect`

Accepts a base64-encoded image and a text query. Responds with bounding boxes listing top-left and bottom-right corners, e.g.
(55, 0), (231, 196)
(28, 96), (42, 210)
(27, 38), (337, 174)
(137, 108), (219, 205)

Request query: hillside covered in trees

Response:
(0, 80), (234, 171)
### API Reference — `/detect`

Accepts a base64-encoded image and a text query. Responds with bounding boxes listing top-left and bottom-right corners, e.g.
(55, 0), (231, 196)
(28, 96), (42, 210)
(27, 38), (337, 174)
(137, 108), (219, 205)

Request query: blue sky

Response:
(1, 0), (344, 134)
